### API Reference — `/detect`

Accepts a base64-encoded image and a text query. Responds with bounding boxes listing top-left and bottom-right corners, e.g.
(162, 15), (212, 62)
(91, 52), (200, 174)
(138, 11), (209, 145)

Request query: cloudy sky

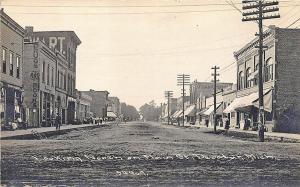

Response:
(1, 0), (299, 108)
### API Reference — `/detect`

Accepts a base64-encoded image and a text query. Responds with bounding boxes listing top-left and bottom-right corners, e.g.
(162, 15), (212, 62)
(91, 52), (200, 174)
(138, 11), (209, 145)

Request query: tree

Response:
(139, 100), (161, 121)
(120, 103), (140, 121)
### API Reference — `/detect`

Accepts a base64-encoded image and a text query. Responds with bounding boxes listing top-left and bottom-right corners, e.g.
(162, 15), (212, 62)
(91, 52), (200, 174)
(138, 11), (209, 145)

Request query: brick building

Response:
(108, 96), (121, 117)
(0, 9), (25, 127)
(24, 26), (81, 124)
(224, 26), (300, 132)
(23, 41), (56, 127)
(76, 90), (92, 123)
(189, 81), (233, 125)
(82, 90), (110, 118)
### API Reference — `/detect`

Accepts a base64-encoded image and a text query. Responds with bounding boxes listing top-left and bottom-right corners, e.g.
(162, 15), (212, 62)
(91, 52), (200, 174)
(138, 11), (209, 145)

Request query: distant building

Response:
(190, 81), (233, 105)
(108, 96), (121, 117)
(0, 9), (25, 126)
(225, 26), (300, 132)
(82, 90), (109, 118)
(24, 26), (81, 124)
(76, 90), (92, 123)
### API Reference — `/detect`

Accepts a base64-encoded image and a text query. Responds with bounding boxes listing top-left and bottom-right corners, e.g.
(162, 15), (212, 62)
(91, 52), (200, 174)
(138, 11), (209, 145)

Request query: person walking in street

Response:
(55, 113), (61, 130)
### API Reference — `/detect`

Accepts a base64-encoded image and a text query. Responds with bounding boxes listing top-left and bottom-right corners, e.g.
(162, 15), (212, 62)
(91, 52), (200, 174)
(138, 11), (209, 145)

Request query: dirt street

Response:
(1, 122), (300, 186)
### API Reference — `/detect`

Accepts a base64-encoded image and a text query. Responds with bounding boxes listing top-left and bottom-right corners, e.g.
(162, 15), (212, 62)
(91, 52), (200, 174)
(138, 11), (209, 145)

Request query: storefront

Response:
(223, 89), (272, 130)
(0, 83), (24, 127)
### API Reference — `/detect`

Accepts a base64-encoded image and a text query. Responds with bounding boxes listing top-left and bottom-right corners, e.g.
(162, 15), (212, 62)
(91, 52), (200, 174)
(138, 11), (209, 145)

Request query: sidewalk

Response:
(0, 123), (102, 139)
(161, 122), (300, 141)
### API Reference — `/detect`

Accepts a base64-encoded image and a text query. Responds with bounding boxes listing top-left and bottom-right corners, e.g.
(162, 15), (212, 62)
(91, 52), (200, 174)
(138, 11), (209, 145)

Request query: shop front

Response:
(223, 89), (273, 130)
(0, 83), (24, 128)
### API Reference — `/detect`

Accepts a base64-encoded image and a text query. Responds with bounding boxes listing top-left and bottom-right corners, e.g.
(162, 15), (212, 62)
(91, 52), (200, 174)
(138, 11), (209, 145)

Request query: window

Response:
(238, 71), (244, 90)
(2, 48), (6, 73)
(47, 64), (50, 85)
(264, 58), (274, 82)
(16, 56), (20, 78)
(42, 61), (45, 82)
(9, 52), (13, 76)
(64, 73), (66, 90)
(245, 68), (252, 88)
(51, 67), (54, 87)
(57, 70), (60, 87)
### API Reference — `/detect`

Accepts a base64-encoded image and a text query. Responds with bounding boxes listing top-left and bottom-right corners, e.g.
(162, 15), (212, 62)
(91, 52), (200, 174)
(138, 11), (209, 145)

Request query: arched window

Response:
(264, 58), (274, 82)
(238, 71), (244, 90)
(245, 68), (252, 88)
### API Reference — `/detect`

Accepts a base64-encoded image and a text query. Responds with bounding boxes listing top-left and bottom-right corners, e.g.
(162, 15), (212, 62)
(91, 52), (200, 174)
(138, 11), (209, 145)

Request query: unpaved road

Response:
(1, 122), (300, 186)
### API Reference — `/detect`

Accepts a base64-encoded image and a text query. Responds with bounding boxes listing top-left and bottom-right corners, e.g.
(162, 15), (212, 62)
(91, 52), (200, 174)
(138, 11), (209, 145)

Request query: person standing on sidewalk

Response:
(55, 113), (61, 130)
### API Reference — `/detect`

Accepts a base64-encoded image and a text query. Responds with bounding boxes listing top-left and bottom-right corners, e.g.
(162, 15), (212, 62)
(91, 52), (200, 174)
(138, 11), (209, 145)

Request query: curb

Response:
(0, 124), (110, 140)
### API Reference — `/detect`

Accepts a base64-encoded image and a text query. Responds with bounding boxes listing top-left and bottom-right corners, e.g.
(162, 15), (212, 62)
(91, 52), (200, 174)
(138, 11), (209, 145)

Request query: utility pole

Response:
(242, 0), (280, 142)
(211, 66), (220, 133)
(177, 74), (190, 127)
(165, 91), (173, 125)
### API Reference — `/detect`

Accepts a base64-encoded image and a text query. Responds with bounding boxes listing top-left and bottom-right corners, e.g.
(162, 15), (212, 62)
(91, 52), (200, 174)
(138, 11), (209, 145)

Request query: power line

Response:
(3, 5), (299, 15)
(1, 1), (294, 8)
(287, 17), (300, 28)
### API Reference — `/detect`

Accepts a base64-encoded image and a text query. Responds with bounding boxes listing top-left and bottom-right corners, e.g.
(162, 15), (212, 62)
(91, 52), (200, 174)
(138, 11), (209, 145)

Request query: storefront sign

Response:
(32, 43), (39, 109)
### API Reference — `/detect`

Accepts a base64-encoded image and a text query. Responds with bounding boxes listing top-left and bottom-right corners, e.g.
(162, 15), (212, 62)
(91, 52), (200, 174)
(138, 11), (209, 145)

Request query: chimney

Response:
(25, 26), (33, 34)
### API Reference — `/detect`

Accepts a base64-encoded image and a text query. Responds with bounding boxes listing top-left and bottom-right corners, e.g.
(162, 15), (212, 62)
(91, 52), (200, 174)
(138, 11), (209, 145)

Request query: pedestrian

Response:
(205, 118), (209, 127)
(224, 118), (230, 135)
(55, 113), (61, 130)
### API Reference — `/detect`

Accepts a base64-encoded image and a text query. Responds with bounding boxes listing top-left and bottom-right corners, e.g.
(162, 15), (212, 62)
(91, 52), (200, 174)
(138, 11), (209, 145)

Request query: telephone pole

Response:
(165, 91), (173, 125)
(242, 0), (280, 142)
(211, 66), (220, 133)
(177, 74), (190, 127)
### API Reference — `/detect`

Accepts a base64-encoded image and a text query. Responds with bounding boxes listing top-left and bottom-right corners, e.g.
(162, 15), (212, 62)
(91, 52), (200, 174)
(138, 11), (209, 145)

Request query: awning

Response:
(223, 89), (271, 113)
(172, 110), (183, 118)
(185, 105), (196, 116)
(107, 111), (117, 118)
(253, 89), (272, 112)
(203, 103), (222, 116)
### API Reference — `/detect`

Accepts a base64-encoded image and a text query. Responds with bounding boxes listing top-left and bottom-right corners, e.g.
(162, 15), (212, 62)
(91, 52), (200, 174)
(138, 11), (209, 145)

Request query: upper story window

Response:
(2, 48), (6, 73)
(47, 64), (50, 85)
(238, 71), (244, 90)
(9, 52), (13, 76)
(245, 68), (252, 88)
(16, 56), (20, 79)
(264, 58), (274, 82)
(42, 61), (45, 83)
(57, 70), (60, 87)
(64, 73), (66, 90)
(51, 67), (54, 87)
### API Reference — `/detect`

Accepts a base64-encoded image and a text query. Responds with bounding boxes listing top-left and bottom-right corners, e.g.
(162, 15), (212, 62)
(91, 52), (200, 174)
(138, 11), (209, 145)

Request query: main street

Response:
(1, 122), (300, 186)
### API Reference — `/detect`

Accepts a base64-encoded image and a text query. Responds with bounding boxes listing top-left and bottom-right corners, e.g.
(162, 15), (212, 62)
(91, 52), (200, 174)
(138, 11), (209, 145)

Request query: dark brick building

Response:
(82, 90), (110, 118)
(0, 9), (25, 127)
(24, 26), (81, 124)
(228, 26), (300, 132)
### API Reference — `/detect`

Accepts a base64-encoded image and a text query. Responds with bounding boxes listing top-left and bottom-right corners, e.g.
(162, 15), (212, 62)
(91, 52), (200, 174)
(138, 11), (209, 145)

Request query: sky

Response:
(1, 0), (299, 109)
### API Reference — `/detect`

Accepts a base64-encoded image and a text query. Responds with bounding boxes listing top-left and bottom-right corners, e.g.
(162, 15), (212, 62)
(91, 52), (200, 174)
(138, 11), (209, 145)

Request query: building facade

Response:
(24, 26), (81, 124)
(23, 41), (56, 127)
(0, 9), (25, 127)
(83, 90), (110, 118)
(227, 26), (300, 132)
(76, 90), (92, 123)
(108, 96), (121, 117)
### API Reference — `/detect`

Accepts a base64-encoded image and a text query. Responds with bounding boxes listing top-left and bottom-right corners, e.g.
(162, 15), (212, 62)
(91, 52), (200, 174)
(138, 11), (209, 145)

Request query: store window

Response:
(2, 48), (6, 73)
